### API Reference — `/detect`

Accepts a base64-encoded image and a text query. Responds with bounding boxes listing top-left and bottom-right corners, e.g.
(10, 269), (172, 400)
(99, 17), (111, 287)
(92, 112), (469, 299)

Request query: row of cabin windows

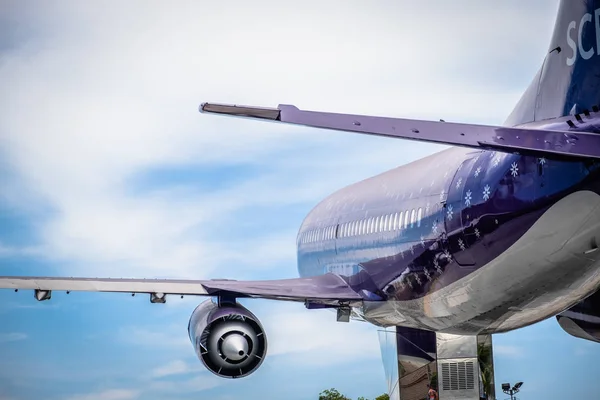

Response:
(299, 208), (424, 244)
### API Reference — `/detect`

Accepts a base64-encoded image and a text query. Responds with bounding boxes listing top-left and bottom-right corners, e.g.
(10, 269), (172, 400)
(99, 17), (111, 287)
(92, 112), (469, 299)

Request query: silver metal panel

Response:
(436, 333), (477, 359)
(436, 333), (481, 400)
(378, 328), (400, 400)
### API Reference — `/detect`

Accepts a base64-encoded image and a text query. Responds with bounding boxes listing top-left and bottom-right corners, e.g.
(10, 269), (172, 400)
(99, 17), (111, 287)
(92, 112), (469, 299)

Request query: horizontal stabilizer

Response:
(0, 274), (362, 305)
(200, 103), (600, 160)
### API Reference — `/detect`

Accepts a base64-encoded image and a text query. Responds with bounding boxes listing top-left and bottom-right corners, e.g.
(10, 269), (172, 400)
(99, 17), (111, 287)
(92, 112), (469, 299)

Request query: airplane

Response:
(2, 0), (600, 397)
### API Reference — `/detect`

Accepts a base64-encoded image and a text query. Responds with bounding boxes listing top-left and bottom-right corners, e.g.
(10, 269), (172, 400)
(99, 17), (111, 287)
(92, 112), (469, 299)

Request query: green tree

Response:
(478, 342), (493, 398)
(318, 389), (390, 400)
(318, 388), (351, 400)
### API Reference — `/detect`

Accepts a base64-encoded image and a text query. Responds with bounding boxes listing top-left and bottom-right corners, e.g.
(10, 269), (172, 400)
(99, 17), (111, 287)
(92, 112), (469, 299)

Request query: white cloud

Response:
(151, 360), (199, 378)
(257, 302), (381, 365)
(494, 344), (524, 358)
(147, 375), (222, 394)
(117, 325), (190, 350)
(65, 389), (140, 400)
(0, 333), (27, 343)
(0, 0), (556, 282)
(0, 243), (42, 258)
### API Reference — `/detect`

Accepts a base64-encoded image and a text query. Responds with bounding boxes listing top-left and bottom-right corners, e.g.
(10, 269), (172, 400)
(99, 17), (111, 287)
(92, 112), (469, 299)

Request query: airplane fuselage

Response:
(297, 145), (600, 335)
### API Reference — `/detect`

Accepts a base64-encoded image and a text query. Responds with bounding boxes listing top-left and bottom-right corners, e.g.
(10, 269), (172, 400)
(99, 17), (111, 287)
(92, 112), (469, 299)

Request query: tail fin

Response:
(506, 0), (600, 126)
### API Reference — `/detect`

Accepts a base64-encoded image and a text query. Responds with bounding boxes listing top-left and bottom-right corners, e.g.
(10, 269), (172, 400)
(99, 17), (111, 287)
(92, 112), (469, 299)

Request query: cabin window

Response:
(360, 219), (365, 235)
(373, 216), (379, 232)
(382, 215), (388, 232)
(417, 208), (423, 227)
(398, 211), (403, 230)
(388, 214), (393, 231)
(404, 211), (410, 229)
(352, 221), (357, 236)
(411, 209), (416, 227)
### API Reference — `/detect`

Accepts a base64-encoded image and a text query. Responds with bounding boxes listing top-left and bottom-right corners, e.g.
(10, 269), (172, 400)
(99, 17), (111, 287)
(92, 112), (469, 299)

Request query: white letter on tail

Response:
(567, 20), (578, 66)
(595, 8), (600, 55)
(579, 13), (594, 60)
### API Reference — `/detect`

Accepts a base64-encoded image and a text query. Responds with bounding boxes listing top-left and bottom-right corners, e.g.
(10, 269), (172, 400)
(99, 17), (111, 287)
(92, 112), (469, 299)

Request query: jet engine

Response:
(556, 290), (600, 343)
(188, 299), (267, 378)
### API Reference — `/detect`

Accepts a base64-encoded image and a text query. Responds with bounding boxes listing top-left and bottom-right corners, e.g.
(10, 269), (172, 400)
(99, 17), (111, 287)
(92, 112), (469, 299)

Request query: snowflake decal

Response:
(456, 177), (463, 190)
(444, 249), (452, 261)
(431, 221), (439, 235)
(458, 238), (466, 251)
(465, 190), (472, 206)
(474, 166), (482, 177)
(493, 156), (501, 168)
(425, 203), (431, 214)
(415, 274), (422, 285)
(475, 228), (481, 239)
(420, 236), (426, 247)
(434, 258), (443, 274)
(483, 185), (491, 201)
(424, 269), (432, 281)
(539, 157), (547, 166)
(510, 162), (519, 177)
(440, 189), (446, 201)
(447, 205), (454, 221)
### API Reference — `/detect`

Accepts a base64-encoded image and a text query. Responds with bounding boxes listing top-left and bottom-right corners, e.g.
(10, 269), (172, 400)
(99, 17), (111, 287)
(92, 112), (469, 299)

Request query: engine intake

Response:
(188, 299), (267, 378)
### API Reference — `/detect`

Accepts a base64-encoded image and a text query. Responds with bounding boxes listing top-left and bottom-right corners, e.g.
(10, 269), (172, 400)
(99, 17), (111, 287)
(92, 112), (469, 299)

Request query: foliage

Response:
(478, 342), (493, 397)
(319, 388), (351, 400)
(318, 388), (389, 400)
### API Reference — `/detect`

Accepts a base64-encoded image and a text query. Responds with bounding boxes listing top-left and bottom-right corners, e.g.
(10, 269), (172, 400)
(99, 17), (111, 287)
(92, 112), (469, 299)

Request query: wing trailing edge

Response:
(200, 103), (600, 160)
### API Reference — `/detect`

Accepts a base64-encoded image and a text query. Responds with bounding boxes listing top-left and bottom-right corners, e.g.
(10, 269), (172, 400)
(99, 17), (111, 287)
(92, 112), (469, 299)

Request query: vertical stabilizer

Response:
(506, 0), (600, 126)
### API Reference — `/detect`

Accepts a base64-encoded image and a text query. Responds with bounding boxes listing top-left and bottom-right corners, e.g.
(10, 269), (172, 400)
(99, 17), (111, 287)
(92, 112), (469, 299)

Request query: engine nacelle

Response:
(556, 290), (600, 343)
(188, 299), (267, 378)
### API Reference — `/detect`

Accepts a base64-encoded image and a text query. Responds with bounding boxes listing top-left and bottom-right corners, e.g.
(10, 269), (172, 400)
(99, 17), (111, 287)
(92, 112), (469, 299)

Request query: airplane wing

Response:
(0, 274), (364, 305)
(200, 103), (599, 160)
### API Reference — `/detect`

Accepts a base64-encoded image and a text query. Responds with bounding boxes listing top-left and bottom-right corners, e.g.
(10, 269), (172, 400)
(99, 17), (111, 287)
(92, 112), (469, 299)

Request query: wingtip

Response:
(198, 102), (281, 120)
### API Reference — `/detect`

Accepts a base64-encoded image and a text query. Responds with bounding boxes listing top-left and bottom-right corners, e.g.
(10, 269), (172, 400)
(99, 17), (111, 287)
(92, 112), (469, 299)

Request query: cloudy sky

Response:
(1, 1), (599, 399)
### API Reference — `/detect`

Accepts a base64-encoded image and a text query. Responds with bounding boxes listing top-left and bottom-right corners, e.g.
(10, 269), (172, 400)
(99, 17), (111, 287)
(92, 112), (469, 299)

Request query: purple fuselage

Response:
(296, 141), (600, 333)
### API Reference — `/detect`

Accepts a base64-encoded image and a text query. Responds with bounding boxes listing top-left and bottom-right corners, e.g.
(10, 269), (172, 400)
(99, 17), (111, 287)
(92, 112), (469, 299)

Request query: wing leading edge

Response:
(0, 274), (363, 305)
(200, 103), (600, 160)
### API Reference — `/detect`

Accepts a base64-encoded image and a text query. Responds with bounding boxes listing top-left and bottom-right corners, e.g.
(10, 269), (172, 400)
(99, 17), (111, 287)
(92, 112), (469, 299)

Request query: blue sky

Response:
(2, 1), (599, 399)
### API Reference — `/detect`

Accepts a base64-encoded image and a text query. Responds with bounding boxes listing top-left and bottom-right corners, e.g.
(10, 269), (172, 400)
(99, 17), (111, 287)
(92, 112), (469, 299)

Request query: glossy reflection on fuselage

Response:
(296, 146), (600, 334)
